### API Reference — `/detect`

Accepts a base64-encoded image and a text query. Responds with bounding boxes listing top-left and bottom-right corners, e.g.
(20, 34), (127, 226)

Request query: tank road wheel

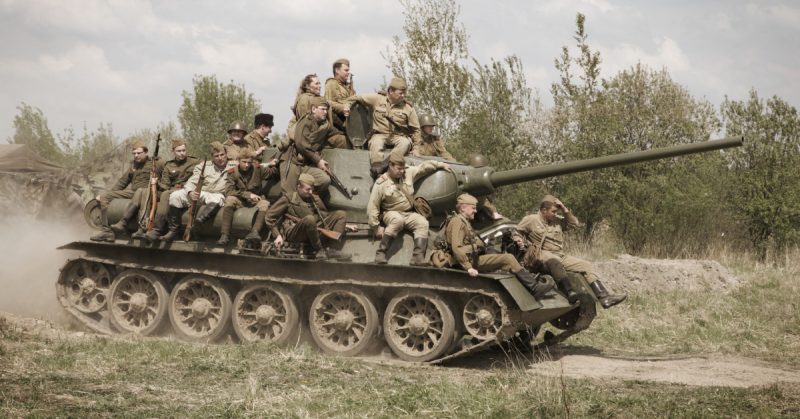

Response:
(384, 290), (456, 362)
(57, 260), (113, 314)
(463, 294), (503, 341)
(232, 284), (299, 344)
(169, 276), (232, 342)
(107, 270), (168, 336)
(309, 287), (379, 357)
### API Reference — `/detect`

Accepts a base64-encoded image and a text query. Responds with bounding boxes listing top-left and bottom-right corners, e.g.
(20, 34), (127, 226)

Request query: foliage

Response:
(178, 75), (261, 158)
(721, 90), (800, 260)
(131, 121), (181, 160)
(9, 103), (62, 164)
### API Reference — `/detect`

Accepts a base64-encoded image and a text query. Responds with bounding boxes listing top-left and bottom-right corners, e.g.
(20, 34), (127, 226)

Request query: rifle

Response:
(144, 134), (162, 231)
(348, 73), (355, 96)
(183, 158), (207, 242)
(323, 166), (353, 200)
(284, 213), (341, 241)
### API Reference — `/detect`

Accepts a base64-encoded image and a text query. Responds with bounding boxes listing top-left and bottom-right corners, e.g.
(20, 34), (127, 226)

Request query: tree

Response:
(10, 103), (63, 164)
(178, 75), (261, 157)
(721, 90), (800, 260)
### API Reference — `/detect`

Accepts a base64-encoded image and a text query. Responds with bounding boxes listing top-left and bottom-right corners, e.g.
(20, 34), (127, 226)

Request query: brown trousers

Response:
(285, 211), (346, 250)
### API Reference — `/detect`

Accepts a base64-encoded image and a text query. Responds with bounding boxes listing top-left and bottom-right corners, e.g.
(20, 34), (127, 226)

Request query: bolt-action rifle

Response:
(323, 166), (353, 200)
(183, 158), (207, 242)
(284, 213), (341, 241)
(144, 133), (161, 231)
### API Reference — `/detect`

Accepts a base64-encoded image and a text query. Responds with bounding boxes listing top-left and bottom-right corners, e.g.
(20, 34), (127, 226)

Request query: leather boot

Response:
(159, 206), (183, 242)
(111, 202), (139, 235)
(374, 235), (394, 264)
(195, 203), (220, 225)
(590, 280), (627, 309)
(217, 206), (235, 246)
(557, 278), (579, 304)
(410, 237), (430, 266)
(514, 270), (555, 299)
(144, 214), (166, 242)
(545, 259), (579, 304)
(90, 208), (116, 242)
(243, 210), (266, 245)
(131, 227), (147, 239)
(369, 157), (390, 180)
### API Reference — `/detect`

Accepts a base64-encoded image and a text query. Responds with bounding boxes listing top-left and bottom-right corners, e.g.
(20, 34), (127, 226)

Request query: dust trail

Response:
(0, 215), (90, 323)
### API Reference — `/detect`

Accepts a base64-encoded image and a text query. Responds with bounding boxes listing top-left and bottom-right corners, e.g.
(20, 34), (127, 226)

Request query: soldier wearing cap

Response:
(264, 173), (351, 261)
(223, 120), (256, 164)
(281, 95), (336, 195)
(413, 114), (454, 160)
(159, 142), (230, 241)
(245, 113), (274, 159)
(217, 149), (279, 246)
(368, 154), (450, 265)
(513, 195), (627, 309)
(131, 138), (200, 241)
(325, 59), (355, 136)
(437, 193), (554, 298)
(347, 76), (422, 178)
(90, 139), (159, 242)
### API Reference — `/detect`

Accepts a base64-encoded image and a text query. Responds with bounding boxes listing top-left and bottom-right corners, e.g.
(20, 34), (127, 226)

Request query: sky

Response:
(1, 0), (798, 143)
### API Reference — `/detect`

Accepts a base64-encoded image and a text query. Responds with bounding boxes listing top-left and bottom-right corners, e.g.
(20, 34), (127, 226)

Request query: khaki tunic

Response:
(281, 114), (336, 194)
(324, 77), (354, 117)
(244, 130), (268, 158)
(514, 211), (599, 282)
(223, 138), (258, 163)
(264, 191), (346, 249)
(367, 160), (446, 238)
(148, 156), (201, 218)
(415, 133), (454, 160)
(169, 162), (228, 208)
(350, 92), (421, 164)
(98, 156), (162, 208)
(443, 214), (522, 272)
(223, 164), (278, 211)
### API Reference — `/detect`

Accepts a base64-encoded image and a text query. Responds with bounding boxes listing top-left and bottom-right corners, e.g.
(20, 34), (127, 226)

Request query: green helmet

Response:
(467, 153), (488, 168)
(419, 114), (436, 127)
(227, 121), (247, 134)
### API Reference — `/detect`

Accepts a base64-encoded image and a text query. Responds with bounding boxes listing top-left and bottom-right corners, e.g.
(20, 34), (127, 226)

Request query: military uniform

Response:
(223, 138), (257, 164)
(349, 92), (421, 165)
(415, 132), (454, 160)
(142, 155), (200, 240)
(244, 130), (267, 156)
(443, 214), (522, 273)
(217, 163), (279, 244)
(281, 112), (337, 194)
(264, 190), (346, 252)
(97, 156), (157, 208)
(169, 161), (229, 208)
(325, 76), (354, 132)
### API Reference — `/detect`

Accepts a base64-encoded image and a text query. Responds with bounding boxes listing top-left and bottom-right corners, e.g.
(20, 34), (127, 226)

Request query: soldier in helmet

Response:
(264, 173), (351, 261)
(413, 114), (454, 160)
(368, 154), (451, 265)
(217, 149), (279, 246)
(513, 195), (627, 309)
(143, 139), (200, 241)
(467, 153), (504, 221)
(245, 113), (274, 160)
(90, 140), (158, 242)
(325, 58), (355, 145)
(223, 121), (254, 164)
(347, 77), (421, 178)
(437, 193), (554, 298)
(281, 96), (336, 195)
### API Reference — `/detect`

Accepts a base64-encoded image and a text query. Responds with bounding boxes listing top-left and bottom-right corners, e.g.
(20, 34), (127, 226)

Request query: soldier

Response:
(348, 77), (421, 178)
(281, 96), (336, 195)
(131, 139), (199, 240)
(264, 173), (351, 261)
(440, 193), (554, 298)
(217, 150), (278, 246)
(413, 114), (454, 160)
(244, 113), (274, 160)
(90, 140), (155, 242)
(223, 121), (254, 164)
(324, 58), (355, 136)
(160, 142), (229, 241)
(368, 154), (450, 265)
(513, 195), (627, 309)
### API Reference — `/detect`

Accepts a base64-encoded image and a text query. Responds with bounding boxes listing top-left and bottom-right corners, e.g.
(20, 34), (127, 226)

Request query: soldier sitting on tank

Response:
(281, 96), (337, 195)
(513, 195), (626, 309)
(217, 150), (279, 246)
(130, 139), (200, 240)
(223, 121), (256, 165)
(345, 77), (421, 178)
(158, 141), (229, 241)
(412, 114), (455, 161)
(368, 154), (451, 266)
(434, 193), (554, 298)
(244, 113), (273, 160)
(264, 173), (351, 261)
(91, 139), (158, 242)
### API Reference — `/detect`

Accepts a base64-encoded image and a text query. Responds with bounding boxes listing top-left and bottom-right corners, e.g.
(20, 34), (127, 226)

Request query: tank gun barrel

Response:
(487, 137), (742, 189)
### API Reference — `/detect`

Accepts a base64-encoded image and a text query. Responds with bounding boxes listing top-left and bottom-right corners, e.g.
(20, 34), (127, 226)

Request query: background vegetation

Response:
(6, 0), (799, 262)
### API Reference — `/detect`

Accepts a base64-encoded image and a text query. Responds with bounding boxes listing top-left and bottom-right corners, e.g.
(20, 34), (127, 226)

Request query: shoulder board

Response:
(325, 77), (337, 84)
(376, 175), (386, 184)
(405, 100), (413, 107)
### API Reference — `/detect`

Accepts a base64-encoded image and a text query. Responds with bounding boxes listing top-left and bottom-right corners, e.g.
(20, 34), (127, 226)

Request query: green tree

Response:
(721, 90), (800, 260)
(178, 75), (261, 157)
(10, 103), (63, 164)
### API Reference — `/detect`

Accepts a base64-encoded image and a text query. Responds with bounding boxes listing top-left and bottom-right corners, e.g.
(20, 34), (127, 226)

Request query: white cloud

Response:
(599, 37), (690, 76)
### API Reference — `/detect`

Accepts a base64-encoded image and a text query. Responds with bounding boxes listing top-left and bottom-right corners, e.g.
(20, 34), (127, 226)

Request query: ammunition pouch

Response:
(430, 249), (452, 268)
(413, 196), (432, 219)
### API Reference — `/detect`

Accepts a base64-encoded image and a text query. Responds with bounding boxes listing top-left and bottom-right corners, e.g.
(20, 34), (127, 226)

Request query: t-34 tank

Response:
(58, 137), (742, 363)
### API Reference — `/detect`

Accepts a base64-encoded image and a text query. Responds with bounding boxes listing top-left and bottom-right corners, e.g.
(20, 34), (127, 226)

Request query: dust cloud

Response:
(0, 215), (90, 323)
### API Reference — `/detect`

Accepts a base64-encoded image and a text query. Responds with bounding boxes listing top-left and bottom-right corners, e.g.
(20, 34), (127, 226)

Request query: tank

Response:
(58, 137), (742, 363)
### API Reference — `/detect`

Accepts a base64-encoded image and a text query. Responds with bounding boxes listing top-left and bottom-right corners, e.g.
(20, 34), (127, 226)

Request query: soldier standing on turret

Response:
(413, 114), (454, 161)
(513, 195), (627, 309)
(324, 58), (355, 149)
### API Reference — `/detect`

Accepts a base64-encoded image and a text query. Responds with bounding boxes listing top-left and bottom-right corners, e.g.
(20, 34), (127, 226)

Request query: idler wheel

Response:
(169, 276), (231, 342)
(232, 284), (299, 344)
(463, 294), (503, 341)
(56, 260), (112, 314)
(384, 290), (456, 362)
(309, 287), (379, 357)
(108, 269), (168, 335)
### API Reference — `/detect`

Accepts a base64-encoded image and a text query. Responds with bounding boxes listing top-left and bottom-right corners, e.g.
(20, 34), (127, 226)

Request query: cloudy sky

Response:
(1, 0), (798, 143)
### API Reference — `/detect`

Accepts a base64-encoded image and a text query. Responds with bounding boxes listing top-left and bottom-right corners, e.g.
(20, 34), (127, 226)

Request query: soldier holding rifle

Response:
(143, 139), (200, 241)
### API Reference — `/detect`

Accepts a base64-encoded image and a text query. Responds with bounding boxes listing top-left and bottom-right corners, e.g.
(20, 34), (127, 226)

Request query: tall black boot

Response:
(144, 214), (166, 242)
(514, 269), (555, 299)
(90, 208), (116, 242)
(111, 202), (139, 234)
(159, 206), (183, 242)
(544, 259), (579, 304)
(195, 203), (220, 225)
(374, 235), (394, 264)
(217, 206), (235, 246)
(410, 237), (430, 266)
(242, 210), (267, 246)
(369, 157), (390, 180)
(590, 280), (627, 309)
